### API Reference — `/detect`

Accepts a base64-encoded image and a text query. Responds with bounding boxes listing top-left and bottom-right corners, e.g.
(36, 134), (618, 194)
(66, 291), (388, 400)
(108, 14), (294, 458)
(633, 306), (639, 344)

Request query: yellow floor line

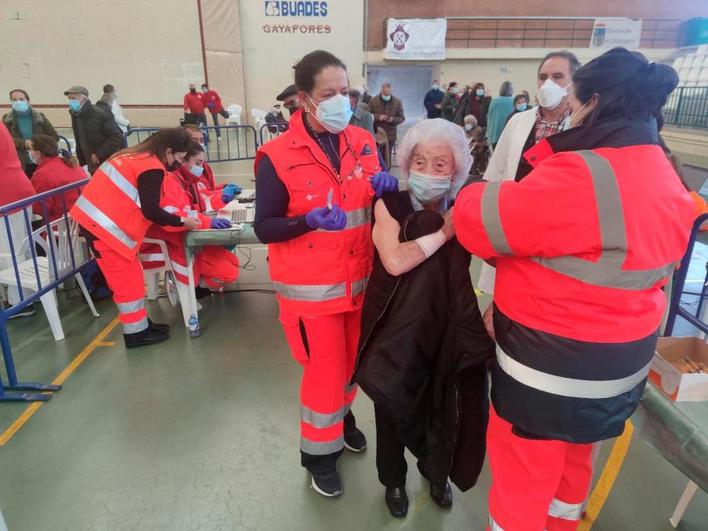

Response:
(0, 316), (120, 446)
(578, 420), (634, 531)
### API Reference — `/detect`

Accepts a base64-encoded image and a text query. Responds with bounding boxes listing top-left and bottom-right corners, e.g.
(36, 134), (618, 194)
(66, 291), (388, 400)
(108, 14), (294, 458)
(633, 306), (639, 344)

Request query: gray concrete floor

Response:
(0, 159), (706, 530)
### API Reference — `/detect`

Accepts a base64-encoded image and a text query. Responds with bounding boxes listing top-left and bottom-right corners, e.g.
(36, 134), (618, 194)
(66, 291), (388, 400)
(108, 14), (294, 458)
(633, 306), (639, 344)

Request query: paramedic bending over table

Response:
(253, 50), (397, 498)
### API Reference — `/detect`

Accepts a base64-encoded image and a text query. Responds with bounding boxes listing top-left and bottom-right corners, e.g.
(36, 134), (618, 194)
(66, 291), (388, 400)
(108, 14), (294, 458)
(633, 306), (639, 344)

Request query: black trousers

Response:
(301, 410), (356, 474)
(375, 405), (408, 487)
(211, 110), (230, 135)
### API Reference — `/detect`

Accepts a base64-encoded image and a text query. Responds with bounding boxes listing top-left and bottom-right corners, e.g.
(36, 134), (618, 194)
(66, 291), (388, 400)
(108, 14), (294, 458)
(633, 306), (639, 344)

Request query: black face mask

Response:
(190, 88), (197, 94)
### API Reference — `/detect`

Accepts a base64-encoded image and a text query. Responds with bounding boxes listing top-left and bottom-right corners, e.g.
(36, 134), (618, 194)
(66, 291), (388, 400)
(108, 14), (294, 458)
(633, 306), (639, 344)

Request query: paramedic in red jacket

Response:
(180, 124), (241, 212)
(454, 47), (695, 531)
(254, 50), (397, 498)
(201, 83), (230, 139)
(183, 84), (206, 126)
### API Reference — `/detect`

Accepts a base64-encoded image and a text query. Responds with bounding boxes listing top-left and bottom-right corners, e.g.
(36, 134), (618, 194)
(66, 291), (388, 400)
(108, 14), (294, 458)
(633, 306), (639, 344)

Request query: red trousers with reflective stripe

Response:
(140, 230), (238, 288)
(94, 240), (148, 334)
(279, 308), (361, 457)
(487, 407), (593, 531)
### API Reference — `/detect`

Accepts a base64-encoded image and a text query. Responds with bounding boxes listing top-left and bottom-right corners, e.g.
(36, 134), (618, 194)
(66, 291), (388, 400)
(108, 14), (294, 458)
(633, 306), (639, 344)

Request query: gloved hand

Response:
(210, 217), (232, 229)
(305, 204), (347, 231)
(371, 171), (398, 197)
(221, 183), (242, 204)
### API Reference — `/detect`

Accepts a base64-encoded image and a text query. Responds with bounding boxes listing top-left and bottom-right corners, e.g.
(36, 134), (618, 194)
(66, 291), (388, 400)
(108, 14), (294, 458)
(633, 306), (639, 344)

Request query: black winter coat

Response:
(70, 101), (123, 173)
(354, 192), (494, 490)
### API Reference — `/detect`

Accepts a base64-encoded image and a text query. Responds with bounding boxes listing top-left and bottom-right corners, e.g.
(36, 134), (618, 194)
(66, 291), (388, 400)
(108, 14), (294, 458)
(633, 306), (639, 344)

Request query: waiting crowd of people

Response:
(0, 44), (703, 531)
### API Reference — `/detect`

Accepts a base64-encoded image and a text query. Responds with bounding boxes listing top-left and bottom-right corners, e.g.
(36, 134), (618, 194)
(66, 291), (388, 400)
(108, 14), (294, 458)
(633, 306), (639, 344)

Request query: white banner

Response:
(384, 18), (447, 61)
(590, 18), (642, 49)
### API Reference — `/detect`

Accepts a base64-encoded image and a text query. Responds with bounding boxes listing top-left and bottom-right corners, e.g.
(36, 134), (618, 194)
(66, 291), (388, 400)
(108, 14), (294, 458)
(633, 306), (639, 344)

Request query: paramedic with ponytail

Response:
(254, 50), (397, 498)
(71, 128), (199, 349)
(454, 47), (695, 531)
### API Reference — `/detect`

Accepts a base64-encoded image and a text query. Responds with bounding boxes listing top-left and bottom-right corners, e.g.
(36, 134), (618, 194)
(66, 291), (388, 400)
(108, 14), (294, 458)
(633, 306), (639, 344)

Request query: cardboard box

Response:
(649, 337), (708, 401)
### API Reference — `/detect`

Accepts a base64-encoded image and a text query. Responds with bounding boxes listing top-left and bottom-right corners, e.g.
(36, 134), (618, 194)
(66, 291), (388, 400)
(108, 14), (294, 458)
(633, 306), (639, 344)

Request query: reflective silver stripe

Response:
(163, 206), (180, 214)
(548, 498), (584, 521)
(488, 515), (505, 531)
(301, 435), (345, 455)
(116, 299), (144, 314)
(74, 196), (137, 249)
(532, 151), (674, 290)
(496, 345), (651, 400)
(481, 182), (512, 255)
(100, 161), (140, 207)
(272, 281), (347, 302)
(351, 276), (369, 297)
(301, 405), (349, 429)
(122, 317), (148, 334)
(344, 207), (371, 230)
(139, 253), (164, 262)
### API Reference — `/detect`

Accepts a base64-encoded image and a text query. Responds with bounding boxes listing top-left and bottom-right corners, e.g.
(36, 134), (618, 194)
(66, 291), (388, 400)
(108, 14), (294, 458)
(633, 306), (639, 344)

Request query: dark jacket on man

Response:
(454, 92), (492, 128)
(349, 105), (376, 138)
(70, 101), (123, 173)
(368, 95), (405, 143)
(424, 88), (445, 118)
(2, 109), (59, 171)
(354, 192), (495, 490)
(441, 92), (458, 122)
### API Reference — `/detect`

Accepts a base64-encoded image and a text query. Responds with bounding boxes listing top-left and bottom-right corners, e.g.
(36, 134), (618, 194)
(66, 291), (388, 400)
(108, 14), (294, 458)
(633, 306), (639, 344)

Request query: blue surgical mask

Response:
(310, 93), (353, 134)
(12, 100), (29, 113)
(68, 99), (81, 112)
(408, 171), (452, 203)
(381, 94), (392, 102)
(476, 89), (485, 97)
(190, 165), (204, 177)
(516, 102), (528, 112)
(432, 84), (440, 91)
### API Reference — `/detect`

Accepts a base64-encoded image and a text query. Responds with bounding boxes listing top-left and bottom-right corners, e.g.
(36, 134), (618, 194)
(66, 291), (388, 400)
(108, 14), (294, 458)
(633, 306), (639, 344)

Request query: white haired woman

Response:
(353, 118), (495, 518)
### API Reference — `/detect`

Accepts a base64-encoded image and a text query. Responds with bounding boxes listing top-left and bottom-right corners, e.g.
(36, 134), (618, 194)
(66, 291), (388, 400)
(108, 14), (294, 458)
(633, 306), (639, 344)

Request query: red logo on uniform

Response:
(389, 24), (410, 51)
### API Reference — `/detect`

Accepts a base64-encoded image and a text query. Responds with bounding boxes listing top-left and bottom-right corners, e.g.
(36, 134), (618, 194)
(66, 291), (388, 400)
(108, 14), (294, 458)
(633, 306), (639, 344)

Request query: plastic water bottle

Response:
(188, 315), (200, 338)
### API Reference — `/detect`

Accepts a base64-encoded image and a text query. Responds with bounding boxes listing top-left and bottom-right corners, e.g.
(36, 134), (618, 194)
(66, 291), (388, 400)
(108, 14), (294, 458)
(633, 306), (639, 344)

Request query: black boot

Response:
(124, 327), (169, 349)
(148, 319), (170, 333)
(430, 481), (453, 508)
(385, 486), (409, 518)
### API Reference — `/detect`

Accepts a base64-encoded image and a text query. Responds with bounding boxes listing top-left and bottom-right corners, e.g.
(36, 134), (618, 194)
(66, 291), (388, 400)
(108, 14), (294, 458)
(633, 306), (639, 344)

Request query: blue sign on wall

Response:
(265, 1), (329, 17)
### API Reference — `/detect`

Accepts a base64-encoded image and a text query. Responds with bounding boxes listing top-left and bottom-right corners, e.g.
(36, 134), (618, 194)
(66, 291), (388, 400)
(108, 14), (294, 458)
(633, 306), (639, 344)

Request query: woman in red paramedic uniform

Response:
(254, 50), (397, 498)
(454, 47), (695, 531)
(140, 144), (239, 298)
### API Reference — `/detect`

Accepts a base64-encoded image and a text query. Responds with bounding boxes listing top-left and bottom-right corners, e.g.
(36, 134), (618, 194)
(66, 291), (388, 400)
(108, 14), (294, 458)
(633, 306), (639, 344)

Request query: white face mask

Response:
(408, 171), (452, 203)
(537, 79), (572, 110)
(464, 124), (473, 132)
(309, 93), (353, 134)
(562, 100), (592, 131)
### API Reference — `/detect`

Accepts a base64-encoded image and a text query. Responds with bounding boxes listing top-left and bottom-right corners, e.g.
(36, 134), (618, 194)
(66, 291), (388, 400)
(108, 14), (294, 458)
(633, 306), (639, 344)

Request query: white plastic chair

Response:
(251, 108), (268, 126)
(140, 238), (194, 328)
(0, 218), (99, 341)
(226, 104), (242, 126)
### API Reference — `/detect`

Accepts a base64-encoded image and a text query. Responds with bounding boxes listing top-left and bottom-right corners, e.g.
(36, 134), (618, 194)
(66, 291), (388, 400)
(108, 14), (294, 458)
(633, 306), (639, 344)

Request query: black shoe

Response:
(311, 470), (342, 498)
(148, 319), (170, 333)
(344, 426), (367, 453)
(430, 481), (453, 508)
(124, 327), (169, 349)
(8, 303), (36, 319)
(385, 486), (409, 518)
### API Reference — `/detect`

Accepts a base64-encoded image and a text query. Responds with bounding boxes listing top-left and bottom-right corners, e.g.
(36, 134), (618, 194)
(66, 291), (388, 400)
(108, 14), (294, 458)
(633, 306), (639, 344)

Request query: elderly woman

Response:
(353, 118), (494, 518)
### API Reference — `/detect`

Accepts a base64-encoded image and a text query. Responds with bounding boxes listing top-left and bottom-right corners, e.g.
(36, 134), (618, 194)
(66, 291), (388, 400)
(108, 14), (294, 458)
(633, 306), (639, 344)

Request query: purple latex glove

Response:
(305, 204), (347, 231)
(210, 217), (232, 229)
(370, 171), (398, 197)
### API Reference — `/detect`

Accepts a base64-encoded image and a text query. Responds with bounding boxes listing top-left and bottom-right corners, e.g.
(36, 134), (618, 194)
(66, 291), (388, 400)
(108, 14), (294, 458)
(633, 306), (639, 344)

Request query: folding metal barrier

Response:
(125, 125), (259, 162)
(0, 180), (91, 402)
(665, 213), (708, 335)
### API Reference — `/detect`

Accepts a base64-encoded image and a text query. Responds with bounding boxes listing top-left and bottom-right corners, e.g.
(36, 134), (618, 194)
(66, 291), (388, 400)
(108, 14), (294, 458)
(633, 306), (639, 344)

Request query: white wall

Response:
(238, 0), (365, 121)
(0, 0), (204, 106)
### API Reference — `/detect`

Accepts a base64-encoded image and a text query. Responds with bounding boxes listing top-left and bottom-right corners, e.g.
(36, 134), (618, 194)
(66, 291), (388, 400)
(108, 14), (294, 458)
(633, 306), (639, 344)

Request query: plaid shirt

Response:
(534, 109), (571, 144)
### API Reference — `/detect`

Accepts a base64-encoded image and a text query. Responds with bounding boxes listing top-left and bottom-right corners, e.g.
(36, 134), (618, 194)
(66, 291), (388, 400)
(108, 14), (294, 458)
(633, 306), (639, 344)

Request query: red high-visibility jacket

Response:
(255, 111), (380, 315)
(70, 154), (166, 259)
(175, 163), (226, 213)
(455, 128), (695, 442)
